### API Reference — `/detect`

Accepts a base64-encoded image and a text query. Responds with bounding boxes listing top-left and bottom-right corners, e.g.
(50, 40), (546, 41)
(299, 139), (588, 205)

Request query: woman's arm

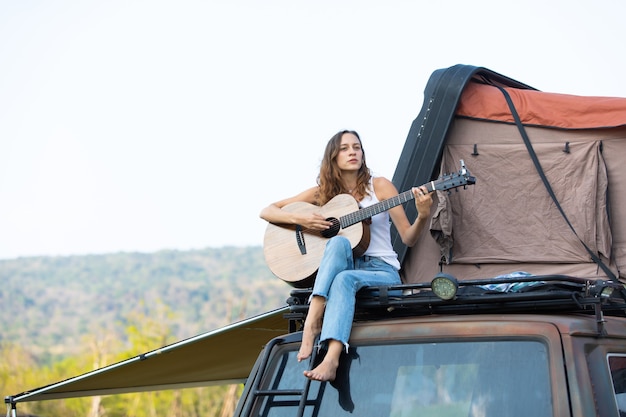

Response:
(259, 186), (332, 232)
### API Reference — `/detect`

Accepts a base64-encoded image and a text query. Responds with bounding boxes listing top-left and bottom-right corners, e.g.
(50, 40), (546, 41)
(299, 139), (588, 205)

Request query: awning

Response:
(7, 306), (290, 403)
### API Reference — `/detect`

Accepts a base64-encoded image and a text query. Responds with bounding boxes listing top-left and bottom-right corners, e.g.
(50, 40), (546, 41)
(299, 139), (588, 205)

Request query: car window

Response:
(609, 355), (626, 416)
(253, 339), (552, 417)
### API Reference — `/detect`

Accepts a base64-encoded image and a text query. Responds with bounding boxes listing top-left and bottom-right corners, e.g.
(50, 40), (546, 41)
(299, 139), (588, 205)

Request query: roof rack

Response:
(285, 275), (626, 335)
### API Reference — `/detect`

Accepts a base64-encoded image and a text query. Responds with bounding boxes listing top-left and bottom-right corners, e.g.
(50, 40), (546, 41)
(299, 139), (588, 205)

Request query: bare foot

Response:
(297, 296), (325, 362)
(303, 357), (339, 382)
(297, 321), (321, 362)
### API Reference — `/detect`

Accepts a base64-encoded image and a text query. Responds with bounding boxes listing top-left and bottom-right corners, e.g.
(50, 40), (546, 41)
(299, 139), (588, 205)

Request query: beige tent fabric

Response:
(436, 140), (607, 264)
(402, 117), (624, 283)
(603, 137), (626, 275)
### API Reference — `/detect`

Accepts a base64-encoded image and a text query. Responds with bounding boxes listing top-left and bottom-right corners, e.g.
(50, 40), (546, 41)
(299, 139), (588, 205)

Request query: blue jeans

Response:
(311, 236), (401, 350)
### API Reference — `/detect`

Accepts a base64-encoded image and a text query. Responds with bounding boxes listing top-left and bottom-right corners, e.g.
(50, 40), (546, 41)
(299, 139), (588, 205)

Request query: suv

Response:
(235, 64), (626, 417)
(234, 276), (626, 417)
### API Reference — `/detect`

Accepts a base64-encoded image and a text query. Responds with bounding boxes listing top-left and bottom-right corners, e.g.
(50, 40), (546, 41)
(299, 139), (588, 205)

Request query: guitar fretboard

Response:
(334, 163), (473, 230)
(339, 189), (417, 228)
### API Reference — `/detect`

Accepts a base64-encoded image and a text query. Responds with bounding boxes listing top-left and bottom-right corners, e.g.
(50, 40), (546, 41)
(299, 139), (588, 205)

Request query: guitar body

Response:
(263, 194), (366, 288)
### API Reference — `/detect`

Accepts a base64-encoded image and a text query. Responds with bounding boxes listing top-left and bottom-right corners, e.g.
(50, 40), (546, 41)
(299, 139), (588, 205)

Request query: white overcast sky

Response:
(1, 0), (625, 260)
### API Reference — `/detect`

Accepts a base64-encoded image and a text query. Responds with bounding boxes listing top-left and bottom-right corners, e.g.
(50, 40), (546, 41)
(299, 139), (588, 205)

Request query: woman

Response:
(260, 130), (433, 382)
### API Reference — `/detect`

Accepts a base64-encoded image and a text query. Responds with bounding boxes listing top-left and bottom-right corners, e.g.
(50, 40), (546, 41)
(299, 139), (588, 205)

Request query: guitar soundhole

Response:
(321, 217), (340, 238)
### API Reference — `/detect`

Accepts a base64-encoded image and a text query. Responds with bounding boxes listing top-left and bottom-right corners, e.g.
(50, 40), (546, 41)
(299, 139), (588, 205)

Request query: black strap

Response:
(496, 86), (618, 282)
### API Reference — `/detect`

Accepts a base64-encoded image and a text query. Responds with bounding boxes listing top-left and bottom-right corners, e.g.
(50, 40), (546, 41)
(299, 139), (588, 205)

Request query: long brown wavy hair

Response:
(316, 130), (372, 205)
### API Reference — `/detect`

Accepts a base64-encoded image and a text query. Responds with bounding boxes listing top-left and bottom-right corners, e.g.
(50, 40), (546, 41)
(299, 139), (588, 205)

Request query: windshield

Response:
(251, 339), (552, 417)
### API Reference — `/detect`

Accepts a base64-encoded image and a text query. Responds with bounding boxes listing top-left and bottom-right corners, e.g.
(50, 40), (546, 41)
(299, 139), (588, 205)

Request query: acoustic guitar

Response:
(263, 160), (475, 288)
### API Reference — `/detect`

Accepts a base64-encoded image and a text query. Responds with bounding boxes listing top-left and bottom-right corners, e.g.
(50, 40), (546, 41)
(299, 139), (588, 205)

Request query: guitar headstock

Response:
(433, 159), (476, 192)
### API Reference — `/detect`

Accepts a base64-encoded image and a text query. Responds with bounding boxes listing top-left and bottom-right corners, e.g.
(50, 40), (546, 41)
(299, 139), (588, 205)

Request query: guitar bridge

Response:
(295, 225), (307, 255)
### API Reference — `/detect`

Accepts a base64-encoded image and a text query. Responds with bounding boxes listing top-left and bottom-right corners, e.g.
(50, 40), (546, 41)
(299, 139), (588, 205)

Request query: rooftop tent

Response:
(390, 64), (537, 261)
(394, 65), (626, 283)
(6, 307), (289, 404)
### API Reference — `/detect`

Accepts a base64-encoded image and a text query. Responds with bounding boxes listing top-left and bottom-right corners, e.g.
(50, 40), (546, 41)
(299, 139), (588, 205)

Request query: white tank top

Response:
(359, 178), (401, 270)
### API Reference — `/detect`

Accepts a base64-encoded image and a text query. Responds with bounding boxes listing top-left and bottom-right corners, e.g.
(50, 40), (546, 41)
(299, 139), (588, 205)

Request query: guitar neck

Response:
(339, 185), (431, 229)
(336, 163), (474, 229)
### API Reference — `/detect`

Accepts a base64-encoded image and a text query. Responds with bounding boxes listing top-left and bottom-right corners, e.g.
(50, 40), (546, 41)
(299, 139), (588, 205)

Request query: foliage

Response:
(0, 246), (290, 417)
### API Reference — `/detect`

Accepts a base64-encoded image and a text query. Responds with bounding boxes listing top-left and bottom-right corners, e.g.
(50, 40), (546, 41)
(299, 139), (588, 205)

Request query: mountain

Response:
(0, 247), (290, 361)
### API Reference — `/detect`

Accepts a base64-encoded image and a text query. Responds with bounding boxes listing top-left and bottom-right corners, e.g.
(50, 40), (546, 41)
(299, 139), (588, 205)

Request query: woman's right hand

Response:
(298, 213), (332, 231)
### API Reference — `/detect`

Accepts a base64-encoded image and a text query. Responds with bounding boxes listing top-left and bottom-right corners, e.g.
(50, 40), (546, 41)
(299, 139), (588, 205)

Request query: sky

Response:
(1, 0), (625, 260)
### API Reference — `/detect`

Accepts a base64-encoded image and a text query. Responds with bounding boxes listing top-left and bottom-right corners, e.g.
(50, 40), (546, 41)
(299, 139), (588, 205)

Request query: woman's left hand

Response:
(412, 186), (433, 219)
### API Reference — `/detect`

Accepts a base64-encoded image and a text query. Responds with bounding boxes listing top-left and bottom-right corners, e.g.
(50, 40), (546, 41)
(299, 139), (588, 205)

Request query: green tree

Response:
(1, 247), (289, 417)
